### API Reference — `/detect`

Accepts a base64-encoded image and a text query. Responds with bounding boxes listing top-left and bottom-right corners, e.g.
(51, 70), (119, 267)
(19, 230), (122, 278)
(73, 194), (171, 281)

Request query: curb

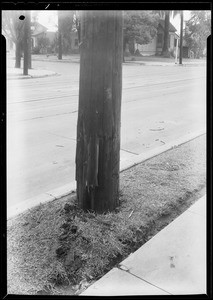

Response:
(23, 59), (206, 67)
(124, 61), (206, 67)
(31, 58), (80, 64)
(7, 72), (60, 80)
(7, 129), (206, 220)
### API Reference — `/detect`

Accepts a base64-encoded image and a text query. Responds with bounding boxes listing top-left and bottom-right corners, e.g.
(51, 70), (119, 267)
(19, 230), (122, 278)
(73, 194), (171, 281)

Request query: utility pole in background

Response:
(28, 12), (32, 69)
(76, 11), (123, 213)
(179, 10), (183, 65)
(23, 11), (30, 75)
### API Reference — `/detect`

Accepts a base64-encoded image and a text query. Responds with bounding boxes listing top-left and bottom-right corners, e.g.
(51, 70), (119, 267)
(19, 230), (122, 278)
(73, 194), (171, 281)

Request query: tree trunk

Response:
(161, 11), (170, 57)
(28, 40), (32, 69)
(58, 11), (62, 60)
(15, 40), (21, 68)
(179, 11), (183, 64)
(23, 11), (30, 75)
(76, 11), (123, 213)
(129, 39), (135, 55)
(58, 32), (62, 59)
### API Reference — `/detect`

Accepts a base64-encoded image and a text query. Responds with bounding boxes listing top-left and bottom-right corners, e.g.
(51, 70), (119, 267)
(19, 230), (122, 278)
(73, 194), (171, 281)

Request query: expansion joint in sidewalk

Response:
(121, 148), (139, 155)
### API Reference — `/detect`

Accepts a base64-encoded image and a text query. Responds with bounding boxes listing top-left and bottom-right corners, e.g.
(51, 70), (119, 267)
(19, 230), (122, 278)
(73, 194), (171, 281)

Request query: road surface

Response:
(7, 59), (206, 211)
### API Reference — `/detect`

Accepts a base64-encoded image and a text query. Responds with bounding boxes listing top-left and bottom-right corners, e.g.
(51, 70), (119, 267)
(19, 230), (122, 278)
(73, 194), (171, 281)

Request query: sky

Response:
(35, 10), (192, 33)
(171, 11), (192, 34)
(35, 10), (58, 32)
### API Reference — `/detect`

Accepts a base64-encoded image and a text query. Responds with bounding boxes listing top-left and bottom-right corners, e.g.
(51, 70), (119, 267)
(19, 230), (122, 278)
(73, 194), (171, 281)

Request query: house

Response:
(5, 21), (48, 53)
(136, 19), (180, 56)
(31, 22), (48, 48)
(31, 22), (79, 54)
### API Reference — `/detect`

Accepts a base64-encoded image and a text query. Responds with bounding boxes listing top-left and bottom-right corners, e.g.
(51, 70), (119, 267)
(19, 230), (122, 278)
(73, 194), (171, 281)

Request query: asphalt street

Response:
(7, 60), (206, 210)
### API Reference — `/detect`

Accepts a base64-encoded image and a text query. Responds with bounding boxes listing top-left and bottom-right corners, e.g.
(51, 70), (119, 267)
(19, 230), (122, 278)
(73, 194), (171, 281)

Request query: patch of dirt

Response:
(7, 134), (206, 295)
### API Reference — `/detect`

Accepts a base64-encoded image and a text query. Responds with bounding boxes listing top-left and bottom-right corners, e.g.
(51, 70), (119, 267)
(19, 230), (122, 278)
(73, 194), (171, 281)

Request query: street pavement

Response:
(6, 57), (206, 216)
(81, 195), (206, 296)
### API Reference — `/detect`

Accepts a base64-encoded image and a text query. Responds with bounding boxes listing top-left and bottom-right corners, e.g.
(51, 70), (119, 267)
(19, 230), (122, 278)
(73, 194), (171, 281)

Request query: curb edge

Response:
(7, 129), (206, 220)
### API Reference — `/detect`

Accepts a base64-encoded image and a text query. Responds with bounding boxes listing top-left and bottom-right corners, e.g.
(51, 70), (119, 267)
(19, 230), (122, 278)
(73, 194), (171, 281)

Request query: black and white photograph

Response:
(1, 4), (211, 296)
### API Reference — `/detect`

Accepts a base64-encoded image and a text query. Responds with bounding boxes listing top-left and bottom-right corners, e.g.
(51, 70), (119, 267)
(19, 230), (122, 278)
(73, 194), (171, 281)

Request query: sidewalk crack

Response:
(45, 192), (57, 201)
(117, 264), (173, 295)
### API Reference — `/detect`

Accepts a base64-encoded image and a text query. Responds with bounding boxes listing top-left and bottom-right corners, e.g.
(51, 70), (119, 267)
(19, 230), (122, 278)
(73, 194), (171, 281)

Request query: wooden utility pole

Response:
(58, 10), (62, 60)
(76, 11), (123, 213)
(179, 10), (183, 64)
(28, 14), (32, 69)
(23, 11), (30, 75)
(28, 40), (32, 69)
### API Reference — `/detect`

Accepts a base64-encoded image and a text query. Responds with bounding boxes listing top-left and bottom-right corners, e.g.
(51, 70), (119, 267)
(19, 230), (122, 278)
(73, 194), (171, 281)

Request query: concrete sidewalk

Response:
(81, 195), (206, 296)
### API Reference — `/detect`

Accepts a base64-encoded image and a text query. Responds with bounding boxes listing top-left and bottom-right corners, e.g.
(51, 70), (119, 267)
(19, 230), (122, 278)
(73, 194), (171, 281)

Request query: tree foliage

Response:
(184, 10), (211, 58)
(2, 10), (25, 44)
(154, 10), (181, 57)
(123, 11), (159, 54)
(2, 10), (26, 67)
(58, 10), (75, 55)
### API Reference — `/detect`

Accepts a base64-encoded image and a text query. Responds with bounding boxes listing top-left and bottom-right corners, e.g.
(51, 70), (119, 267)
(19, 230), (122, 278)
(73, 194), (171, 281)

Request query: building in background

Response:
(31, 21), (48, 48)
(136, 19), (180, 56)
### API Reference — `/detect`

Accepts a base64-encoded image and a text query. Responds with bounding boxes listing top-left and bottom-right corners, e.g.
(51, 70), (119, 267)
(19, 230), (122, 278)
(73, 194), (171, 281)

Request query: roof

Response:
(174, 32), (180, 39)
(158, 19), (177, 32)
(31, 22), (48, 36)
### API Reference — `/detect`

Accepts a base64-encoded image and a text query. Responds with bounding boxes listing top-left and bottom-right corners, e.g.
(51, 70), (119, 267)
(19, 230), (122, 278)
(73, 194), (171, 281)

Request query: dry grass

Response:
(7, 134), (206, 295)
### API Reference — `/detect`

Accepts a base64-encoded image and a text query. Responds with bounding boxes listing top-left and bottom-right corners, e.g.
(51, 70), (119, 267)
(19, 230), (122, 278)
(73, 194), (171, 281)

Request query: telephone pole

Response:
(179, 10), (183, 65)
(23, 11), (30, 75)
(76, 11), (123, 213)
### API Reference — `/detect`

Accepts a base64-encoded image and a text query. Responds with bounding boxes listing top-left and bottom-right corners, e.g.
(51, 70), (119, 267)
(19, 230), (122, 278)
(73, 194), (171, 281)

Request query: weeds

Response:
(7, 134), (206, 295)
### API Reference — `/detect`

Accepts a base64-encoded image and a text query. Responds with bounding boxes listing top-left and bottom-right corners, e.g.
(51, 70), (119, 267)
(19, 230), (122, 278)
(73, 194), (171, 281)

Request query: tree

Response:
(37, 36), (50, 51)
(161, 10), (170, 57)
(2, 10), (25, 68)
(123, 11), (159, 56)
(157, 10), (181, 57)
(57, 10), (62, 59)
(57, 10), (74, 57)
(60, 11), (74, 54)
(184, 10), (211, 58)
(76, 11), (123, 213)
